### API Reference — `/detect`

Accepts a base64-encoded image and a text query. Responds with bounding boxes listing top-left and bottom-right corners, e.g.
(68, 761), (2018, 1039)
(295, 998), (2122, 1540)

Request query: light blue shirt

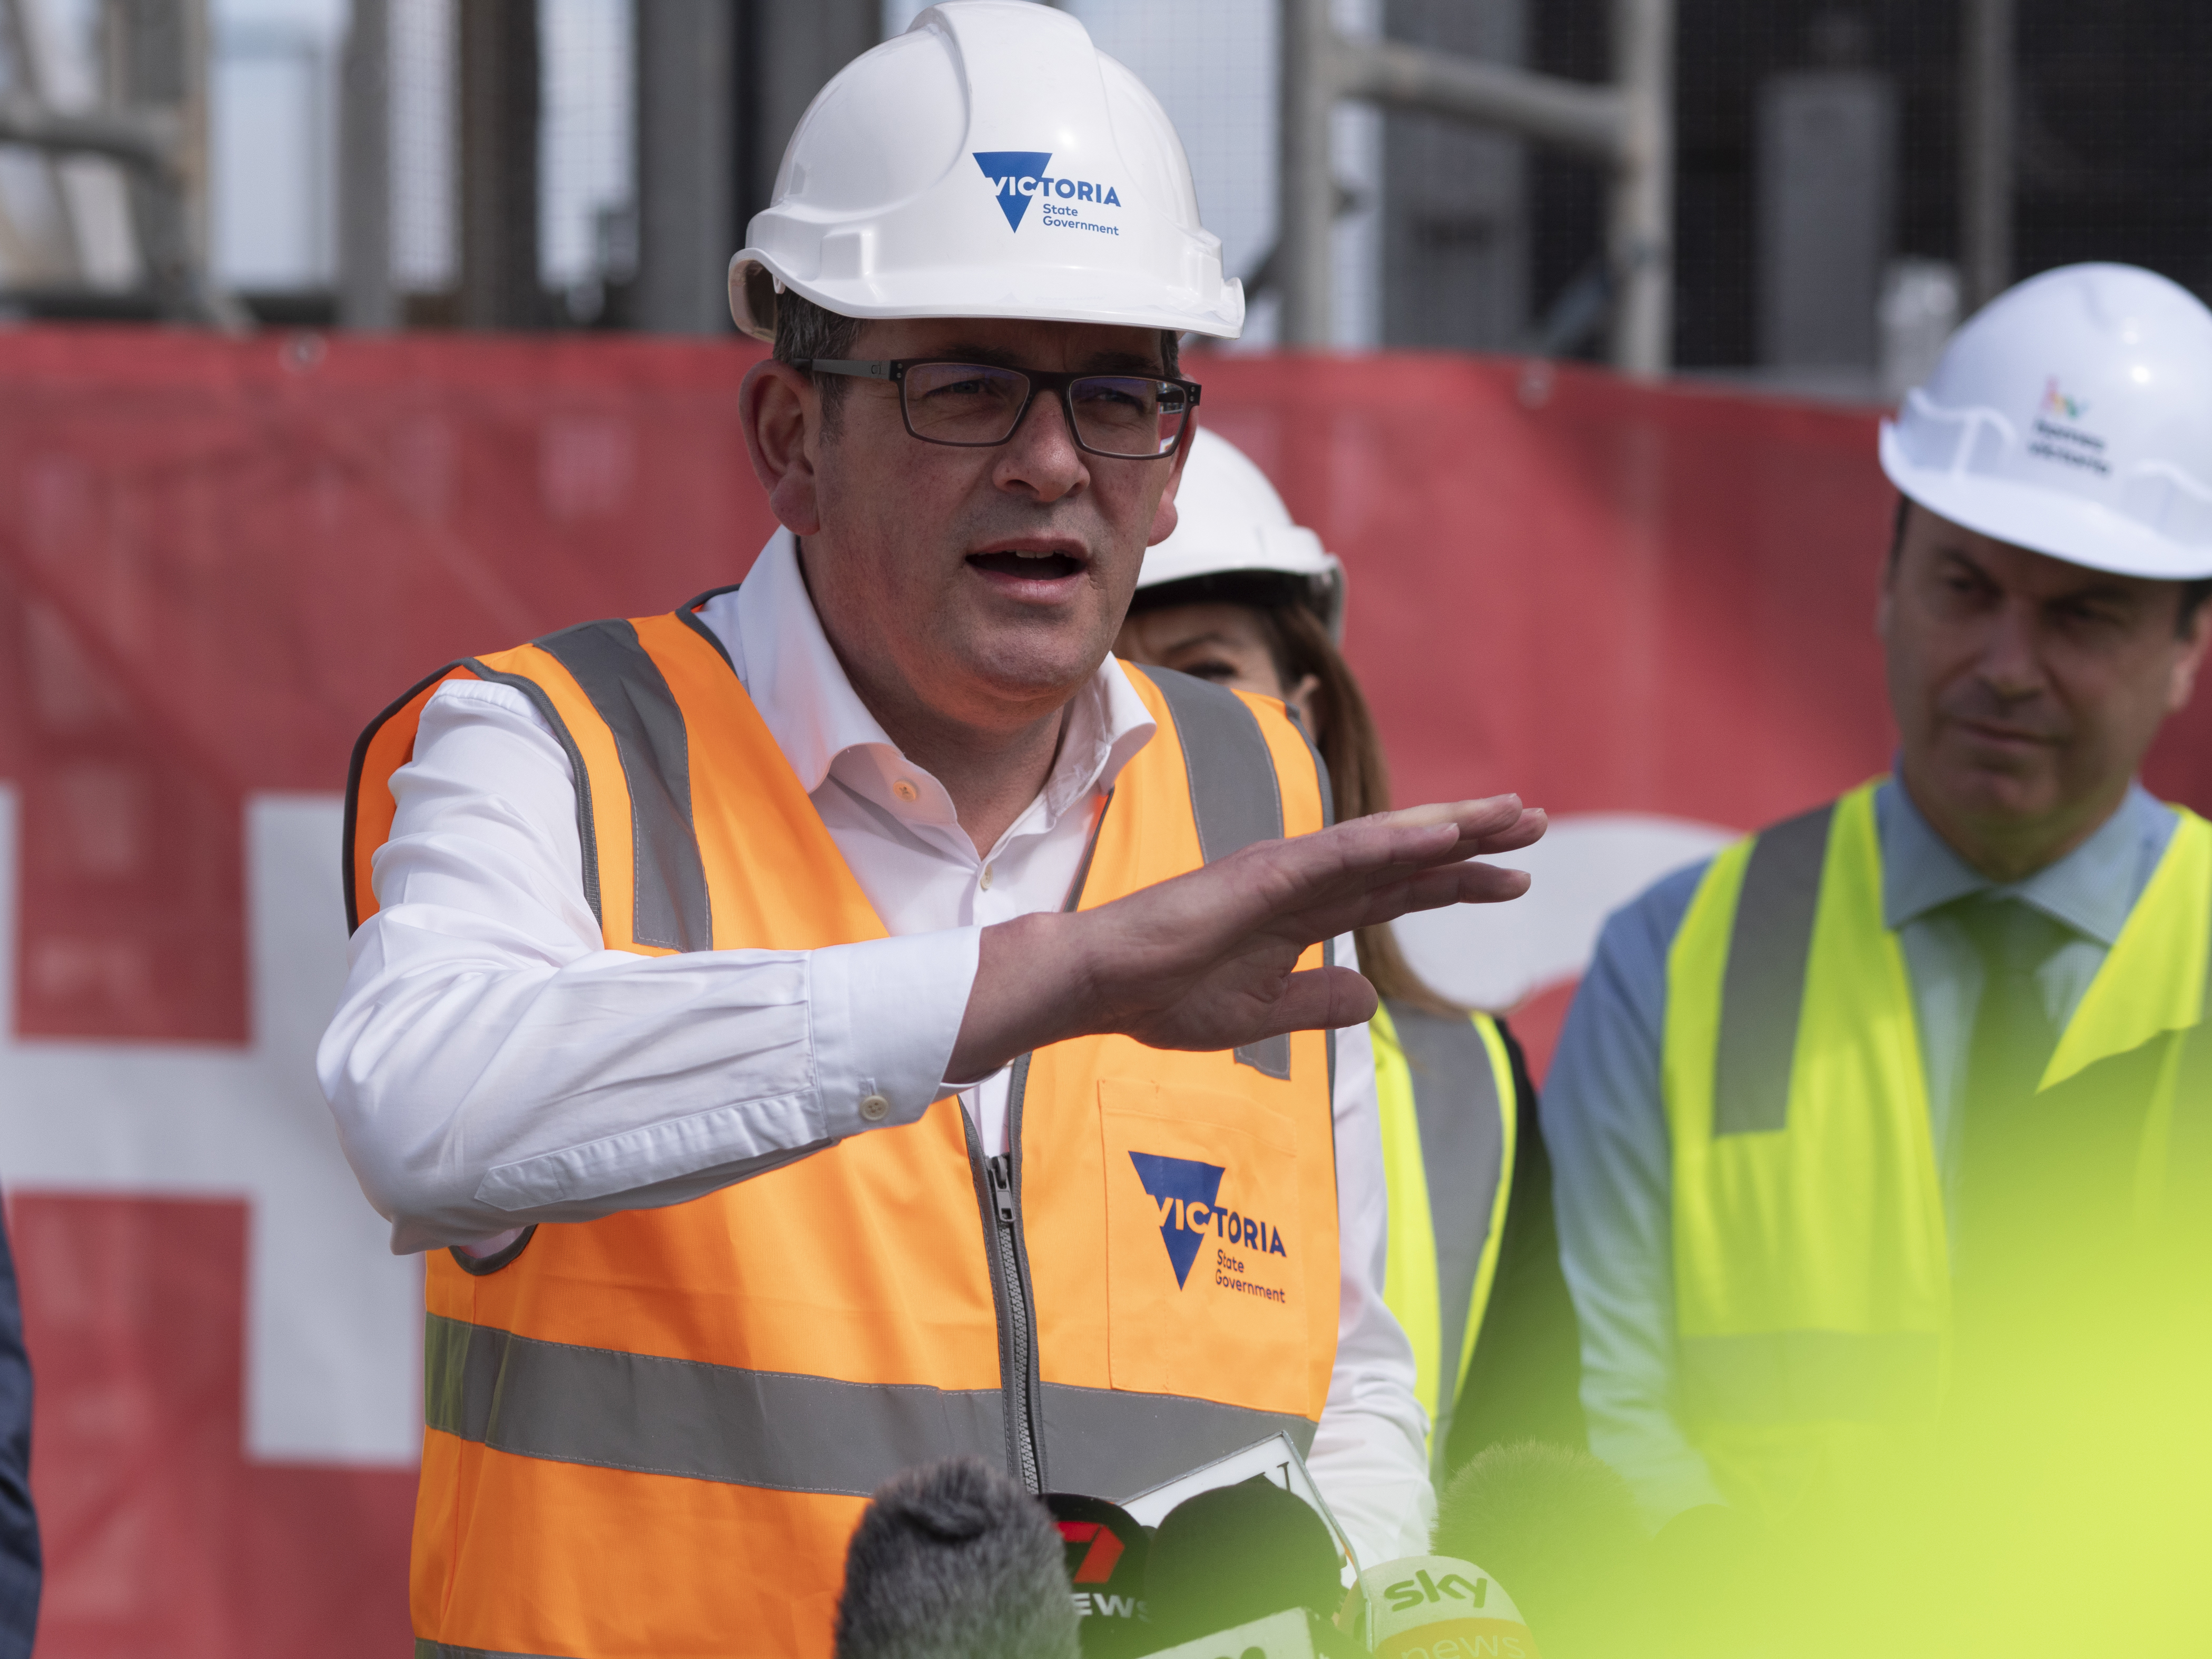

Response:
(1541, 778), (2179, 1521)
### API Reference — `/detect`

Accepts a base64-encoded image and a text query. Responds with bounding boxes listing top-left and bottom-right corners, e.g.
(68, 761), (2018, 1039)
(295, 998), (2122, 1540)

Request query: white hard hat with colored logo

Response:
(1136, 429), (1347, 637)
(1880, 262), (2212, 579)
(728, 1), (1242, 341)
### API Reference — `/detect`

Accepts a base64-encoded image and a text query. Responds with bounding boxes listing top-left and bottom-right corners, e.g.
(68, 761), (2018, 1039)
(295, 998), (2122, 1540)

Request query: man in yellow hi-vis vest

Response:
(317, 8), (1545, 1656)
(1115, 429), (1584, 1482)
(1545, 262), (2212, 1536)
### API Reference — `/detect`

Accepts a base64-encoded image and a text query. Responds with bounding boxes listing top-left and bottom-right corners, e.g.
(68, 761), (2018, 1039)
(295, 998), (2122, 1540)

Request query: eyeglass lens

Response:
(901, 362), (1191, 457)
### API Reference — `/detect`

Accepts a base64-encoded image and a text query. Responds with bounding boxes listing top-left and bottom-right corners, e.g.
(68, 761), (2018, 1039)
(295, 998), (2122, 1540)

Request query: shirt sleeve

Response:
(1307, 969), (1437, 1567)
(317, 678), (981, 1255)
(1539, 862), (1728, 1524)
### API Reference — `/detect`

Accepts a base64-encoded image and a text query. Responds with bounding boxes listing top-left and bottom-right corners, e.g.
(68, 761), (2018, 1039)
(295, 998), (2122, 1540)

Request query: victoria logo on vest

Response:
(1128, 1151), (1290, 1297)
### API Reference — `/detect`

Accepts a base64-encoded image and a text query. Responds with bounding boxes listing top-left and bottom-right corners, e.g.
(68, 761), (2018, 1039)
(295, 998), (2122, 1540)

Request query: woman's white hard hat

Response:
(1881, 262), (2212, 580)
(728, 1), (1243, 342)
(1137, 428), (1347, 637)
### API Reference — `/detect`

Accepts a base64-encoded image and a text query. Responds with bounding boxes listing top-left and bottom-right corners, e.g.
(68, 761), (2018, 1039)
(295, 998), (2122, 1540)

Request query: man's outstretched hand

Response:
(947, 795), (1544, 1082)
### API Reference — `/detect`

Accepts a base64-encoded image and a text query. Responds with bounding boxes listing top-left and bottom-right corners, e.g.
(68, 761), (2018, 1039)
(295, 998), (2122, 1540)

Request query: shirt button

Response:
(893, 779), (919, 803)
(859, 1093), (891, 1122)
(979, 864), (993, 891)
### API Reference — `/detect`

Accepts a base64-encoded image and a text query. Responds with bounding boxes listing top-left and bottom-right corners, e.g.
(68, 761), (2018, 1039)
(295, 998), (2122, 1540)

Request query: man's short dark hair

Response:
(767, 286), (1181, 433)
(1892, 492), (2212, 639)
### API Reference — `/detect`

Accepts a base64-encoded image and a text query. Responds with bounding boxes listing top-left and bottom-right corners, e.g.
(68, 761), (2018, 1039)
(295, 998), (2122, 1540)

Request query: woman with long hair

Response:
(1117, 430), (1583, 1480)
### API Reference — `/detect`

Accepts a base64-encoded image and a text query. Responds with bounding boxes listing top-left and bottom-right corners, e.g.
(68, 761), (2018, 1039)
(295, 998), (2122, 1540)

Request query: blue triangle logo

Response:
(1128, 1152), (1225, 1289)
(973, 151), (1053, 231)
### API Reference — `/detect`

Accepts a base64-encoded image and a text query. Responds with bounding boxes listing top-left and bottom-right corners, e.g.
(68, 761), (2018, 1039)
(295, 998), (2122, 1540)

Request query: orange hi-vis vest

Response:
(344, 597), (1342, 1659)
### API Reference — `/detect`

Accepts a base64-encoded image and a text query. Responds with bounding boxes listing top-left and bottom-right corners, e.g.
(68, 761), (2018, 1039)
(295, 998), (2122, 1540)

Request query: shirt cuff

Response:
(808, 927), (980, 1137)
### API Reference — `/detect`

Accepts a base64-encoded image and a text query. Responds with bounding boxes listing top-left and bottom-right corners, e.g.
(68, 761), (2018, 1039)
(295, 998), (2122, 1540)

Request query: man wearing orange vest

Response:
(319, 7), (1543, 1655)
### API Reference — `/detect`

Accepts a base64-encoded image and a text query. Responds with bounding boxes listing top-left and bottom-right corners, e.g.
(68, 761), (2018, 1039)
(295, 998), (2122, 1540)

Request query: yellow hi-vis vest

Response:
(1371, 1001), (1518, 1475)
(1662, 779), (2212, 1524)
(344, 603), (1341, 1659)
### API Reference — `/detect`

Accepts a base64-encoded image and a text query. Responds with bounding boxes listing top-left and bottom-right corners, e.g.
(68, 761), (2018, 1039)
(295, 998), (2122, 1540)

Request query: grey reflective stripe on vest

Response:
(1385, 1000), (1507, 1429)
(1036, 1380), (1318, 1503)
(417, 1643), (575, 1659)
(1145, 667), (1292, 1080)
(424, 1313), (1005, 1497)
(1714, 804), (1835, 1135)
(534, 619), (713, 953)
(1677, 1329), (1943, 1426)
(1291, 712), (1338, 1098)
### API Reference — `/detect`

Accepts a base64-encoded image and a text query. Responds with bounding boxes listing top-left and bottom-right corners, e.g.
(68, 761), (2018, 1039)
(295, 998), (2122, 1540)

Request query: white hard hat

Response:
(1880, 262), (2212, 579)
(1136, 429), (1347, 636)
(728, 1), (1242, 343)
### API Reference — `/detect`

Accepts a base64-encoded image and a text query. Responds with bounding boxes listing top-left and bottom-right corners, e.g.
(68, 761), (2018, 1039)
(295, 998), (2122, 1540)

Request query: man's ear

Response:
(740, 358), (825, 537)
(1146, 427), (1196, 547)
(2168, 594), (2211, 715)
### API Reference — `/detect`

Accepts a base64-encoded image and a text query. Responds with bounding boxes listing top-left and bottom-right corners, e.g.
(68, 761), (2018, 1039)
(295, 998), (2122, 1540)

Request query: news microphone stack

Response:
(1133, 1477), (1367, 1656)
(1137, 1606), (1324, 1659)
(1433, 1441), (1644, 1657)
(1353, 1555), (1541, 1658)
(1046, 1493), (1152, 1658)
(1142, 1477), (1343, 1647)
(832, 1456), (1079, 1659)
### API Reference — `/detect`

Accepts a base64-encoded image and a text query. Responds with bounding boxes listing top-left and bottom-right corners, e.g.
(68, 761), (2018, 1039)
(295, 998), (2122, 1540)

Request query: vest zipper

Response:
(968, 1053), (1043, 1494)
(987, 1150), (1041, 1492)
(967, 814), (1102, 1494)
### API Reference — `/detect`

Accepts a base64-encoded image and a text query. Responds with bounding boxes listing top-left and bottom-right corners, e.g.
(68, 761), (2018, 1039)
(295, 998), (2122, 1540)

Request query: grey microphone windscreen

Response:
(834, 1457), (1079, 1659)
(1433, 1441), (1644, 1658)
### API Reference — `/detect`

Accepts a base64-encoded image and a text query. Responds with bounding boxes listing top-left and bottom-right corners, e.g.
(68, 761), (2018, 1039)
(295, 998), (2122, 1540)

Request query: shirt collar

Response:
(1878, 773), (2173, 946)
(699, 527), (1157, 811)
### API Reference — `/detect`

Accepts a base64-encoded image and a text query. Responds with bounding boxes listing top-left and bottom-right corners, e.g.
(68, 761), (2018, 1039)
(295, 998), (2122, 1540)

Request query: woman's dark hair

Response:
(1246, 600), (1463, 1017)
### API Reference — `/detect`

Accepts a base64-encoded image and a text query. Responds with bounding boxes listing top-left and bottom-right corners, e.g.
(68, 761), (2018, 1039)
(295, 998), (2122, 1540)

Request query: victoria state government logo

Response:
(972, 151), (1125, 237)
(1128, 1152), (1289, 1300)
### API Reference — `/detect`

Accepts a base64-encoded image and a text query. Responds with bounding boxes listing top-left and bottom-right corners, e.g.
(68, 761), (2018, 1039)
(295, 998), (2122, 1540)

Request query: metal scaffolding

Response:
(458, 0), (539, 329)
(1278, 0), (1675, 376)
(634, 0), (734, 335)
(0, 0), (241, 325)
(1960, 0), (2013, 310)
(340, 0), (395, 329)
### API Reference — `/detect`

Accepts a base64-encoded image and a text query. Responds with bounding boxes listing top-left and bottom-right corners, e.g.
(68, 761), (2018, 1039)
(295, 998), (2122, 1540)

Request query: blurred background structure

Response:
(0, 0), (2201, 391)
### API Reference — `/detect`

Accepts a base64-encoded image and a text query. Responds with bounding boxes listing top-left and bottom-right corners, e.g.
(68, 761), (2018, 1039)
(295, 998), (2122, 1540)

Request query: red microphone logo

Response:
(1056, 1520), (1127, 1585)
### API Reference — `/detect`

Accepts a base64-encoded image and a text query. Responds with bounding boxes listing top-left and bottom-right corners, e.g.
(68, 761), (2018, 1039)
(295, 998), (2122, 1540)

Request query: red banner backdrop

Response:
(1, 330), (2205, 1656)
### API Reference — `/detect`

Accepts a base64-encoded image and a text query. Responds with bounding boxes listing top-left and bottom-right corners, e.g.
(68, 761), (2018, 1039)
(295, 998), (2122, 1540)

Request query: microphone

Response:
(1132, 1606), (1330, 1659)
(833, 1456), (1080, 1659)
(1431, 1442), (1645, 1658)
(1353, 1555), (1542, 1658)
(1044, 1493), (1151, 1658)
(1140, 1477), (1365, 1655)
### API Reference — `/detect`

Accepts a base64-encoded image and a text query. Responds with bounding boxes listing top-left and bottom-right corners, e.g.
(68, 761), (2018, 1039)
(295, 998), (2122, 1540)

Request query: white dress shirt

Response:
(318, 528), (1433, 1560)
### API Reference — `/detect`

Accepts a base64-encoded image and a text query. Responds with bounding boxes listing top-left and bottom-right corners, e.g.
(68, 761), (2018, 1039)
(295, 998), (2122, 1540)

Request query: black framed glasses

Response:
(798, 358), (1200, 460)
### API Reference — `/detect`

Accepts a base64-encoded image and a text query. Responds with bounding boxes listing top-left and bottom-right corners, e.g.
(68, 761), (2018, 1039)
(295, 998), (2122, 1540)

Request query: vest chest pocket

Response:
(1098, 1077), (1311, 1416)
